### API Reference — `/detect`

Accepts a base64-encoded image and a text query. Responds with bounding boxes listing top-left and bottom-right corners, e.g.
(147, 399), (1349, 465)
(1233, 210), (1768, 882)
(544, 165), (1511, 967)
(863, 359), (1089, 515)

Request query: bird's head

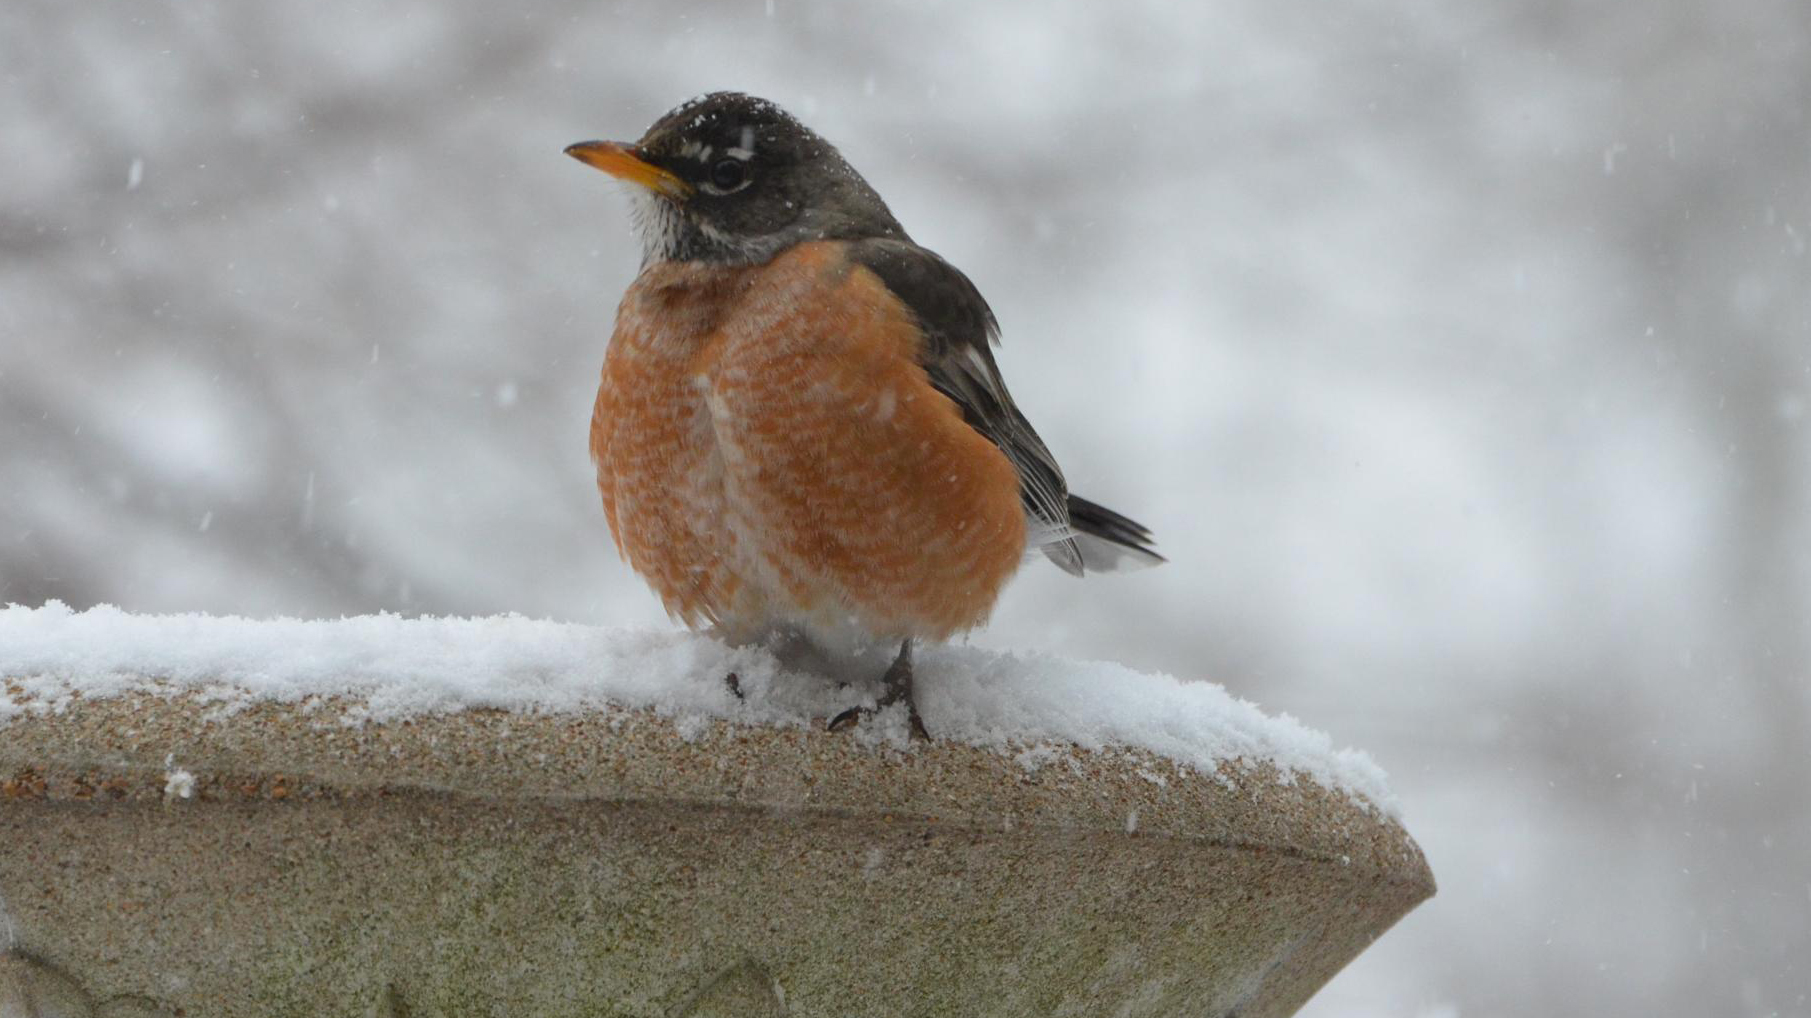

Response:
(566, 92), (905, 266)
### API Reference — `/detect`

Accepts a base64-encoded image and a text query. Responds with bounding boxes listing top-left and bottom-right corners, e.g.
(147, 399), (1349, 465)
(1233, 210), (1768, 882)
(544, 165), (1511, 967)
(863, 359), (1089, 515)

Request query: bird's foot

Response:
(825, 640), (928, 741)
(724, 672), (744, 700)
(827, 704), (926, 740)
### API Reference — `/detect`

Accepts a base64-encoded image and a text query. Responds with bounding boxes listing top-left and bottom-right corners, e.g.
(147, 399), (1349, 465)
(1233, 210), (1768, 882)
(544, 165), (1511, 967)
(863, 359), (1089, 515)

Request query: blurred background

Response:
(3, 0), (1807, 1012)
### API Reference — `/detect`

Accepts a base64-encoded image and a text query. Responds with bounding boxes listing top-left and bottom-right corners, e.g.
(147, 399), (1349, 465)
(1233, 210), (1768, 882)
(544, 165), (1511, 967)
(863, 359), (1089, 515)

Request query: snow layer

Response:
(0, 602), (1395, 813)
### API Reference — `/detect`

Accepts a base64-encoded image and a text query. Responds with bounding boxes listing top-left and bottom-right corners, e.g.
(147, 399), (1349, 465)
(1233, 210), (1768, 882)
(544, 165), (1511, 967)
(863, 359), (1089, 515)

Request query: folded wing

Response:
(849, 238), (1162, 575)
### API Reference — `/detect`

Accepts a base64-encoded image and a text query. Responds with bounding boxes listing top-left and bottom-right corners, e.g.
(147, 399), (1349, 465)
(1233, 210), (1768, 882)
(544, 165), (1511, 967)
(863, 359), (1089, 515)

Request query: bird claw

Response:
(825, 639), (930, 740)
(825, 703), (929, 741)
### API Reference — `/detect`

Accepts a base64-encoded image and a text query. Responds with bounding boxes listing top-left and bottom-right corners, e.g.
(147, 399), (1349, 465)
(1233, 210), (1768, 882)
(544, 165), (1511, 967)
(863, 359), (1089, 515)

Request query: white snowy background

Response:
(2, 1), (1807, 1014)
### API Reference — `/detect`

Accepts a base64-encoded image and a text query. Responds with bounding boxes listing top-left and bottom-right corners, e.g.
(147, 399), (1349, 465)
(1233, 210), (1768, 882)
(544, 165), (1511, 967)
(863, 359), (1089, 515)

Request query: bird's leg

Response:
(828, 640), (928, 740)
(877, 639), (929, 740)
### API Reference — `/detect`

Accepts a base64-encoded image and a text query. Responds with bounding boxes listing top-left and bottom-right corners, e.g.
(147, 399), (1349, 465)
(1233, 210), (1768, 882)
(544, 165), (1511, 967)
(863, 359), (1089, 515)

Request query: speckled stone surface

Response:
(0, 692), (1433, 1017)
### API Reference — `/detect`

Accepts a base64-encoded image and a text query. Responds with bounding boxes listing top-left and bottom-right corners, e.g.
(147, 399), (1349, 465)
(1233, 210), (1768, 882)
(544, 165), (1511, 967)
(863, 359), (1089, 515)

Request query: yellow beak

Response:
(563, 141), (692, 199)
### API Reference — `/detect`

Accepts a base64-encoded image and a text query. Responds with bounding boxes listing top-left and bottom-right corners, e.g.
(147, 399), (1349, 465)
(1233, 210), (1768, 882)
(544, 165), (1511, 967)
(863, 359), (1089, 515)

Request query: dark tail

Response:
(1065, 494), (1165, 574)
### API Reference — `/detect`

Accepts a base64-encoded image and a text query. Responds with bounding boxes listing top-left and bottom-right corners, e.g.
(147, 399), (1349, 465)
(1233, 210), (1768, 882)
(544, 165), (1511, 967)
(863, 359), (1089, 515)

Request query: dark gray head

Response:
(566, 92), (906, 265)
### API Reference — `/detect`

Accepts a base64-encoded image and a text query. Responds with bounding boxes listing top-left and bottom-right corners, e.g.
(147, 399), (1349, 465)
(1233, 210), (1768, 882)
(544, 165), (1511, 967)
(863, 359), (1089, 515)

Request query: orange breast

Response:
(590, 241), (1026, 645)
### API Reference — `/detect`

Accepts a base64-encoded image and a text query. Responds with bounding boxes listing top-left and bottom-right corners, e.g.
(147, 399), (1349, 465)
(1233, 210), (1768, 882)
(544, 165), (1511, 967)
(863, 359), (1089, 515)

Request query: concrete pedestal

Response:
(1, 692), (1432, 1016)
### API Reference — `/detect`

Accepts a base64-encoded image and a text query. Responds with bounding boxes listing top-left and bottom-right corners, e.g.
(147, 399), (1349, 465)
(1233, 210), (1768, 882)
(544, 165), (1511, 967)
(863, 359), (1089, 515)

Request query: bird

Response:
(566, 92), (1162, 739)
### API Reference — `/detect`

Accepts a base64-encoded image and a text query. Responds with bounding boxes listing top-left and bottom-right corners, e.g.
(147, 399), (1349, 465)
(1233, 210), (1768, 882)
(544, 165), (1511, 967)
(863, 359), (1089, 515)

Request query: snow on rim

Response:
(0, 602), (1396, 814)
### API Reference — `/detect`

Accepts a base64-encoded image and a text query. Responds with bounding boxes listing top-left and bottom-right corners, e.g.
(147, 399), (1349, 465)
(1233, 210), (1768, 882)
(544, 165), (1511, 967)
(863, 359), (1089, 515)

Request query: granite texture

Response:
(0, 692), (1433, 1017)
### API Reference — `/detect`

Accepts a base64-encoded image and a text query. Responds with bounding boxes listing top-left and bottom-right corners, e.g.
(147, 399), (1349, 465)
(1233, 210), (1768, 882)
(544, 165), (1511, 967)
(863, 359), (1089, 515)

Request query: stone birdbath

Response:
(0, 604), (1432, 1017)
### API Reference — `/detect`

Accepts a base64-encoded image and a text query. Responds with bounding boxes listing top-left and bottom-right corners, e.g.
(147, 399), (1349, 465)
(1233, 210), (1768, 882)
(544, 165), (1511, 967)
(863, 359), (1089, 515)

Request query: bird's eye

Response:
(708, 157), (748, 191)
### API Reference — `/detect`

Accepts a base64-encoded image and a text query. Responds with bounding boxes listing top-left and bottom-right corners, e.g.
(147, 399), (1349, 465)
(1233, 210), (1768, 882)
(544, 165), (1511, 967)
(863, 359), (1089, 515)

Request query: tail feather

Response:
(1039, 494), (1165, 575)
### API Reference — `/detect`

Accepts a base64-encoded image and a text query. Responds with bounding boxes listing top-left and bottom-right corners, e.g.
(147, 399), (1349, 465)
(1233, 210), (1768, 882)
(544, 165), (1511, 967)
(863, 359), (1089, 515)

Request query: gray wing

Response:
(849, 237), (1087, 575)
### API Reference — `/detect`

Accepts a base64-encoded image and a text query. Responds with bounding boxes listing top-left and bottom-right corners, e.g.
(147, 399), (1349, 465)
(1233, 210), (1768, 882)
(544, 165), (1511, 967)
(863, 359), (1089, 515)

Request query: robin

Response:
(567, 92), (1162, 739)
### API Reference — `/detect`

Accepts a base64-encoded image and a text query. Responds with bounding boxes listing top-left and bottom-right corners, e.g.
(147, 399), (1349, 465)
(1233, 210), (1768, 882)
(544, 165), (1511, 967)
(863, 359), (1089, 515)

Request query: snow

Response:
(162, 754), (196, 800)
(0, 602), (1395, 814)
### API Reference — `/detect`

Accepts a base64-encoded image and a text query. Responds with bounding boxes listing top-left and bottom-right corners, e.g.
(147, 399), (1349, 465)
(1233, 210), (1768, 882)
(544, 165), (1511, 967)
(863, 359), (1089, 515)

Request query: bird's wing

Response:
(849, 238), (1085, 575)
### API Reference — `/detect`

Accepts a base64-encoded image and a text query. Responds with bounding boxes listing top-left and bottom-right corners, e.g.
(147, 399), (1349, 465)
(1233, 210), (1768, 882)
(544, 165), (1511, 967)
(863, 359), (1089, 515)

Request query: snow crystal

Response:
(1602, 142), (1627, 176)
(0, 602), (1396, 813)
(163, 754), (196, 800)
(1013, 744), (1064, 772)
